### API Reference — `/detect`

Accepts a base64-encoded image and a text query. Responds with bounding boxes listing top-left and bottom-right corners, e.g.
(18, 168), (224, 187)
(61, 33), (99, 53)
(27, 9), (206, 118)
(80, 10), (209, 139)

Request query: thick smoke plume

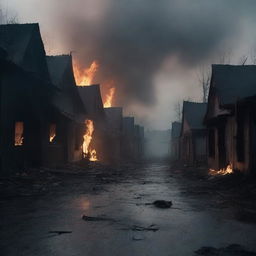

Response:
(54, 0), (246, 106)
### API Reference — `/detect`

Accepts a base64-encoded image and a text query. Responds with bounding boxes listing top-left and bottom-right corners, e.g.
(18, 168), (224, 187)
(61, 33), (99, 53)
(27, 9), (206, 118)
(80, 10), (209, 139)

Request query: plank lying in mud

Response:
(48, 231), (72, 235)
(82, 215), (116, 222)
(120, 224), (159, 232)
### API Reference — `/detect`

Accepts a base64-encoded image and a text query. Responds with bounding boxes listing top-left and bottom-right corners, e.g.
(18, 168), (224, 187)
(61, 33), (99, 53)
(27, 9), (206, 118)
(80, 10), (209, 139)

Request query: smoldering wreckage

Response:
(1, 22), (256, 256)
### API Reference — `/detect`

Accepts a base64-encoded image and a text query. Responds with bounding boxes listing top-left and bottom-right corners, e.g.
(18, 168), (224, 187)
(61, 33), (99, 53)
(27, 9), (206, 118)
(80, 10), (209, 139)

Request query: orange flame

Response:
(15, 122), (24, 146)
(49, 124), (56, 143)
(74, 60), (99, 86)
(83, 119), (98, 161)
(209, 164), (233, 176)
(104, 87), (116, 108)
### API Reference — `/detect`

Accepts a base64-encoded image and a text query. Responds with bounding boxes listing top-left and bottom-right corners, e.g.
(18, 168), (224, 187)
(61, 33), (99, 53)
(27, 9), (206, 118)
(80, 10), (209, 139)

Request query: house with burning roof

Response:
(205, 65), (256, 174)
(180, 101), (208, 166)
(0, 23), (54, 173)
(171, 121), (181, 161)
(77, 84), (107, 161)
(46, 55), (87, 164)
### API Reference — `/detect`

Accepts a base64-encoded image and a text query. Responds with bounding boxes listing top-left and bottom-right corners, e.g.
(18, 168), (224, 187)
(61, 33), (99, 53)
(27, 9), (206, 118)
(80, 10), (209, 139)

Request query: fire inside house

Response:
(14, 122), (24, 146)
(73, 60), (116, 161)
(82, 119), (98, 161)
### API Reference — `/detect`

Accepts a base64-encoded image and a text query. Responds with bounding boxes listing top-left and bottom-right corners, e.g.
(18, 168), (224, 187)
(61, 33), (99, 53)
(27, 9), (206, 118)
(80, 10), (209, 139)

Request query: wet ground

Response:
(1, 163), (256, 256)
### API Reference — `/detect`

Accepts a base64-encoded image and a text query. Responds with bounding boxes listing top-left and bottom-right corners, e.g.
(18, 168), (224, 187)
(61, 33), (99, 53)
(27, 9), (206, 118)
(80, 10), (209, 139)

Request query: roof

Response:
(183, 101), (207, 130)
(77, 84), (104, 118)
(211, 64), (256, 105)
(46, 54), (86, 118)
(0, 23), (35, 64)
(46, 55), (71, 87)
(171, 122), (181, 138)
(0, 23), (49, 80)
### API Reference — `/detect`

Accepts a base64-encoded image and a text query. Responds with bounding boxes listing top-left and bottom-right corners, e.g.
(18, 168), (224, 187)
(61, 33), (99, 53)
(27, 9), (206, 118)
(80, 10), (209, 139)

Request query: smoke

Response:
(54, 0), (244, 106)
(3, 0), (256, 128)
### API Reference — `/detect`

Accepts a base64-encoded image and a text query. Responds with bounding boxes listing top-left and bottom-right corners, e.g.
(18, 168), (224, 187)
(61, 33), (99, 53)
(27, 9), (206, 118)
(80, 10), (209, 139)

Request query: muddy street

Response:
(1, 163), (256, 256)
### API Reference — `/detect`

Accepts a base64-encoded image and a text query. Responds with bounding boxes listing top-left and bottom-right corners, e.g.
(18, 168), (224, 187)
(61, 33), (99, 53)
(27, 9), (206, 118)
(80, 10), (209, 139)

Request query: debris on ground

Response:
(195, 244), (256, 255)
(82, 215), (115, 222)
(132, 234), (145, 241)
(153, 200), (173, 208)
(48, 231), (72, 235)
(121, 224), (159, 232)
(131, 224), (159, 232)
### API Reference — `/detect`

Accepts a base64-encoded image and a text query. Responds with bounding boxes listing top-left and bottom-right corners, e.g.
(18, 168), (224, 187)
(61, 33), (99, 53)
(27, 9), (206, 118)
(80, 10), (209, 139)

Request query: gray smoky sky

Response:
(2, 0), (256, 129)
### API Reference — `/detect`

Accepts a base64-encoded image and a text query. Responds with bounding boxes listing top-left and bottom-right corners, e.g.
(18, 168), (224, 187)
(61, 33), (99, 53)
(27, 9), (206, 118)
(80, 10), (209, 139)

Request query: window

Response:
(15, 122), (24, 146)
(49, 124), (56, 143)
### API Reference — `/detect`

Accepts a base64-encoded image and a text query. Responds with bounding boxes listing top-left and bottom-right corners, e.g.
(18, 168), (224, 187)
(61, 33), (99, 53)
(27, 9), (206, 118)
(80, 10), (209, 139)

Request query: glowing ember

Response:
(15, 122), (24, 146)
(209, 164), (233, 176)
(104, 87), (116, 108)
(83, 119), (98, 161)
(49, 124), (56, 143)
(74, 60), (99, 86)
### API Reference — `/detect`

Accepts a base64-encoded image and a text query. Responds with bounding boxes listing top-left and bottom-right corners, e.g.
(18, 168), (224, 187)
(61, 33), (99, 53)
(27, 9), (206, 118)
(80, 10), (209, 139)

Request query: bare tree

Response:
(238, 55), (248, 65)
(174, 101), (182, 122)
(197, 66), (211, 103)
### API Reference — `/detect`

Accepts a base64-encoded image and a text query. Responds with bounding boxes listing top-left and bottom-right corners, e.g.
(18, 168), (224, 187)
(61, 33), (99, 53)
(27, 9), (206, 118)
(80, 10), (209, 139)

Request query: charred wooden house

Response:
(134, 125), (145, 160)
(122, 117), (136, 161)
(205, 65), (256, 174)
(0, 23), (54, 173)
(180, 101), (207, 166)
(171, 121), (181, 161)
(46, 55), (86, 165)
(104, 107), (123, 162)
(77, 84), (106, 161)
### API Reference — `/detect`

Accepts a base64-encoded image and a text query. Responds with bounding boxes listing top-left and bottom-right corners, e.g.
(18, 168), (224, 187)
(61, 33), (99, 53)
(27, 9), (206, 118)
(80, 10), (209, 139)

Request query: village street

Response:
(1, 163), (256, 256)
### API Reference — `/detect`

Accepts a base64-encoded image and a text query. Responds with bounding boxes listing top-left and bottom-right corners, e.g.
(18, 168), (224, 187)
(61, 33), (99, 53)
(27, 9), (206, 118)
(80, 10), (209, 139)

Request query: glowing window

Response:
(15, 122), (24, 146)
(49, 124), (56, 143)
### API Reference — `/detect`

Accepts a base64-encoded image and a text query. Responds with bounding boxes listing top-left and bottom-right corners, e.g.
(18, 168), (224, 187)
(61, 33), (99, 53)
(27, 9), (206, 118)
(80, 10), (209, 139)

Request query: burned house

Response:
(205, 65), (256, 174)
(134, 125), (145, 160)
(0, 23), (54, 173)
(104, 107), (123, 162)
(77, 84), (106, 161)
(46, 55), (86, 165)
(122, 117), (136, 161)
(171, 121), (181, 161)
(180, 101), (207, 166)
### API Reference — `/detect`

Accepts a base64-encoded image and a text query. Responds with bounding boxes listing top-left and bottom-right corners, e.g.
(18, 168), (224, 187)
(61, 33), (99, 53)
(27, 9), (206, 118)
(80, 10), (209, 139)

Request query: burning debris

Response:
(209, 164), (233, 176)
